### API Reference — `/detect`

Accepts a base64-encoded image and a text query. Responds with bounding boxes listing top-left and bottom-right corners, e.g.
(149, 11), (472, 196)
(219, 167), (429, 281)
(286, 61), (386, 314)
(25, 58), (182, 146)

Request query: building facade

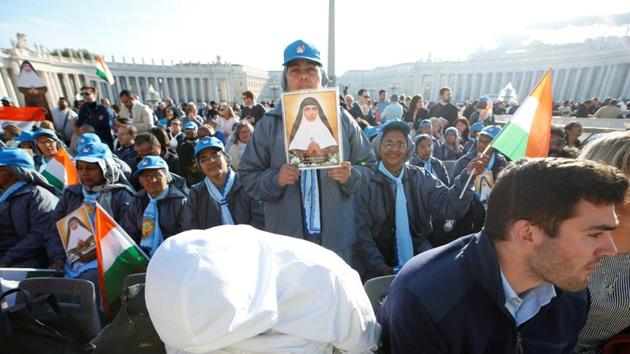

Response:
(0, 34), (269, 107)
(338, 37), (630, 103)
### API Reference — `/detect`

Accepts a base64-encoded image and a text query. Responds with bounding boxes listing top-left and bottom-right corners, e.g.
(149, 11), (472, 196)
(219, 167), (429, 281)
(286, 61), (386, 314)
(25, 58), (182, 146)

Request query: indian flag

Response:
(95, 55), (115, 86)
(491, 69), (553, 160)
(0, 106), (45, 131)
(94, 203), (149, 313)
(41, 148), (79, 191)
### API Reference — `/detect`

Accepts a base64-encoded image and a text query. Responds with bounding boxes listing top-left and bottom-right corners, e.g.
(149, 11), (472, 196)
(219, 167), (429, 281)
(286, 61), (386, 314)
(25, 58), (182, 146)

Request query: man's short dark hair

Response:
(123, 125), (137, 136)
(358, 89), (367, 97)
(379, 89), (386, 95)
(135, 133), (160, 149)
(242, 91), (254, 100)
(439, 87), (451, 97)
(58, 97), (68, 102)
(80, 86), (97, 94)
(485, 158), (628, 241)
(150, 126), (171, 148)
(119, 89), (134, 99)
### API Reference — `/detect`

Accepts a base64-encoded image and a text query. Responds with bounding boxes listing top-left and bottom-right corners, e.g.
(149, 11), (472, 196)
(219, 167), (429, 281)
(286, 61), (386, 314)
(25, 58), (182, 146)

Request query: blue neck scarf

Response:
(0, 181), (28, 203)
(204, 168), (236, 225)
(81, 188), (99, 226)
(300, 169), (321, 237)
(421, 157), (433, 176)
(486, 152), (496, 172)
(141, 187), (169, 257)
(378, 161), (414, 269)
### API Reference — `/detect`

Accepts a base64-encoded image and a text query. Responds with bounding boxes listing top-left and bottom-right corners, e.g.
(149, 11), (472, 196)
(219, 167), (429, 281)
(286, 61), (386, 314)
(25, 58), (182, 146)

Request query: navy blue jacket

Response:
(377, 232), (590, 354)
(182, 178), (264, 231)
(43, 184), (134, 261)
(408, 156), (450, 186)
(77, 102), (115, 148)
(0, 184), (59, 266)
(121, 187), (187, 244)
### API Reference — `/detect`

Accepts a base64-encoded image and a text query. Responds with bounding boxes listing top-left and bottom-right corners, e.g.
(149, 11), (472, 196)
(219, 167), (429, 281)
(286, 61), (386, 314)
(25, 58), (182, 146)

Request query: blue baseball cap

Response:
(479, 96), (490, 104)
(479, 125), (501, 139)
(283, 40), (322, 66)
(74, 142), (111, 163)
(77, 133), (102, 151)
(0, 148), (34, 169)
(445, 126), (459, 137)
(418, 119), (432, 128)
(194, 136), (225, 158)
(471, 122), (484, 133)
(157, 119), (168, 128)
(183, 121), (198, 130)
(14, 130), (34, 143)
(32, 128), (59, 141)
(381, 119), (410, 136)
(134, 155), (169, 177)
(364, 126), (381, 140)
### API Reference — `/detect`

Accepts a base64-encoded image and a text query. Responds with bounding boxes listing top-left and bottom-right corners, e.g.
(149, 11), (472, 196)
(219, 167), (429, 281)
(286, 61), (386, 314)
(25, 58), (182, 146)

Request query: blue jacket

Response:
(408, 156), (450, 186)
(43, 184), (134, 261)
(0, 184), (59, 266)
(182, 178), (264, 231)
(452, 147), (508, 181)
(377, 232), (590, 354)
(238, 105), (376, 253)
(353, 165), (472, 278)
(121, 187), (186, 244)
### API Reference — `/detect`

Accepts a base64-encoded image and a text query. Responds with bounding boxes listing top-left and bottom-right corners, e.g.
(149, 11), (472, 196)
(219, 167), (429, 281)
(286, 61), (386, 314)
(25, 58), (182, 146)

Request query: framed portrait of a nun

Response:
(55, 205), (96, 264)
(281, 88), (343, 170)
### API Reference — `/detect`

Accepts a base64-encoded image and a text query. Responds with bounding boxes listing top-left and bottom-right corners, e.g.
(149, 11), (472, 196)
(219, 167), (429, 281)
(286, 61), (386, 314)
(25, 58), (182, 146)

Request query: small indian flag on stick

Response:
(95, 55), (115, 86)
(41, 148), (79, 191)
(94, 203), (149, 313)
(491, 68), (553, 160)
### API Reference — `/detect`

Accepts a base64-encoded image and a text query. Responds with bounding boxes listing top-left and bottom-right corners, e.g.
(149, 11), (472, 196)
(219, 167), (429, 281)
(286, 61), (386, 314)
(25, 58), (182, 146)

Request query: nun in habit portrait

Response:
(288, 97), (338, 160)
(65, 216), (95, 263)
(17, 60), (52, 121)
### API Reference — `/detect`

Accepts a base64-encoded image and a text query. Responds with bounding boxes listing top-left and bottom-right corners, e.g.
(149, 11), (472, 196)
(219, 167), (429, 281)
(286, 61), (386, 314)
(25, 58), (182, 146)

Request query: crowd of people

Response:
(1, 39), (629, 353)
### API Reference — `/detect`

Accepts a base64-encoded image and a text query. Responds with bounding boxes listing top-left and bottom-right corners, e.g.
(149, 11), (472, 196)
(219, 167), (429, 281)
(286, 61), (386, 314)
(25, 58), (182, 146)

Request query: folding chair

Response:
(122, 273), (146, 289)
(18, 277), (102, 339)
(363, 275), (396, 314)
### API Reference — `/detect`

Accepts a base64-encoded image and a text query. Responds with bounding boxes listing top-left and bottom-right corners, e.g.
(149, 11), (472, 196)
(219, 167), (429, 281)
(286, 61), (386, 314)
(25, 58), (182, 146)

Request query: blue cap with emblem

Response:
(381, 119), (411, 136)
(74, 142), (112, 163)
(479, 125), (502, 139)
(471, 122), (484, 133)
(283, 39), (322, 66)
(0, 147), (34, 169)
(77, 133), (102, 151)
(194, 136), (224, 158)
(134, 155), (169, 177)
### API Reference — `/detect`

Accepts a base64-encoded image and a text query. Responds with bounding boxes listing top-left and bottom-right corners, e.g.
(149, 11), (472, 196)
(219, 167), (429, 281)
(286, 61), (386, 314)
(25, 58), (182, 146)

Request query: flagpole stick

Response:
(458, 143), (493, 199)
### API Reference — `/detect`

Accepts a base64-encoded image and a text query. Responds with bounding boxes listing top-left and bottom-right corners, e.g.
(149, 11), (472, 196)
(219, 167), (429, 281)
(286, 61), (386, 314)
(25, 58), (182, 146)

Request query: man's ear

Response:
(507, 219), (538, 251)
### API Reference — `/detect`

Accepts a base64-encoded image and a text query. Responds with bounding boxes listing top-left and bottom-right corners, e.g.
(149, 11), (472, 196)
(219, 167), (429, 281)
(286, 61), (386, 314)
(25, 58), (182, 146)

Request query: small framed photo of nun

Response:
(281, 88), (343, 170)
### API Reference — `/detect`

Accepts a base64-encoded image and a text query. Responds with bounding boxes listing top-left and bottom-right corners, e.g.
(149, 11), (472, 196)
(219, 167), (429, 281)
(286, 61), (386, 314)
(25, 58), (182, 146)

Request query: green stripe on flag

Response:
(491, 122), (529, 161)
(103, 246), (149, 305)
(41, 170), (64, 190)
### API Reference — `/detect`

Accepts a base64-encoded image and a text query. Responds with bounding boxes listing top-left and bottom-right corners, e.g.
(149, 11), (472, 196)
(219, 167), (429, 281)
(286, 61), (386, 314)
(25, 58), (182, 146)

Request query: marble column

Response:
(569, 68), (584, 101)
(162, 77), (170, 99)
(200, 78), (206, 102)
(172, 78), (181, 103)
(190, 78), (197, 103)
(182, 78), (189, 102)
(62, 73), (74, 100)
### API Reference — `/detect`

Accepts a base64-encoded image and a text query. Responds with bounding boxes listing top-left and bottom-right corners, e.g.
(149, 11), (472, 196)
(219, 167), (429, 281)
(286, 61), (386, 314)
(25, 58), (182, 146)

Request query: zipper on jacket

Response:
(515, 331), (524, 354)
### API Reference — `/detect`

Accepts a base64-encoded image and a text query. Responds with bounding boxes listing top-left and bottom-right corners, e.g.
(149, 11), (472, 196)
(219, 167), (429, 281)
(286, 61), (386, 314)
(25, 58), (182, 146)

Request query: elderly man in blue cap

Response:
(182, 136), (264, 231)
(121, 156), (186, 257)
(353, 120), (483, 280)
(238, 40), (376, 263)
(0, 148), (58, 268)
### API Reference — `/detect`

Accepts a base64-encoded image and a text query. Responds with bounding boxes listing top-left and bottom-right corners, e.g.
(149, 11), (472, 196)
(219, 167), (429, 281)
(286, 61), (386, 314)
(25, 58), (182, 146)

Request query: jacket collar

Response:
(462, 232), (506, 309)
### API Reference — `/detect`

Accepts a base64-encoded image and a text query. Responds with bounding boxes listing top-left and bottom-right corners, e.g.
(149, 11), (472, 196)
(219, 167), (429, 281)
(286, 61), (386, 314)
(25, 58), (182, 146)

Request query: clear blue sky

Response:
(1, 0), (629, 75)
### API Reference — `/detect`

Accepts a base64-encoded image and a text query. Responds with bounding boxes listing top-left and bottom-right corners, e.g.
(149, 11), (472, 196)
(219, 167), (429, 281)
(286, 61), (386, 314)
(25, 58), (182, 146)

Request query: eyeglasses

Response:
(139, 171), (166, 181)
(36, 139), (57, 147)
(382, 142), (407, 151)
(80, 92), (93, 97)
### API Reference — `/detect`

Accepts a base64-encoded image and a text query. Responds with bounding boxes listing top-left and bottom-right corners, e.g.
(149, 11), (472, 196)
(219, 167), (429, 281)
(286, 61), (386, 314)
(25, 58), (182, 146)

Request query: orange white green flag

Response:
(95, 55), (115, 86)
(491, 69), (553, 160)
(94, 203), (149, 313)
(41, 148), (79, 191)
